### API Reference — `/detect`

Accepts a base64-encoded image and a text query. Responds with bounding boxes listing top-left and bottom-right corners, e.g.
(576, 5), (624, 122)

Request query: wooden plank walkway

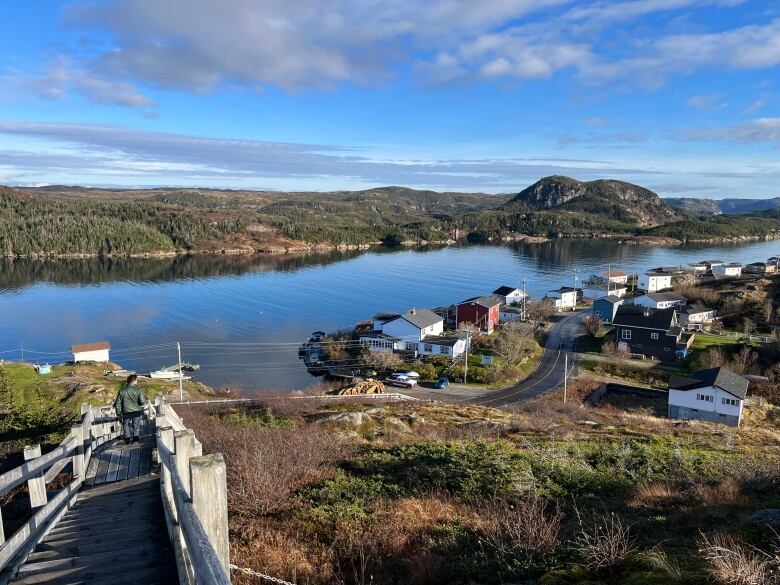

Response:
(10, 430), (178, 584)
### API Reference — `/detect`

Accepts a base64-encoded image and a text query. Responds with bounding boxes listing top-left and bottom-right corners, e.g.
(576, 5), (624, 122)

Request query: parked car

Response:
(387, 375), (417, 388)
(391, 370), (420, 380)
(434, 376), (449, 389)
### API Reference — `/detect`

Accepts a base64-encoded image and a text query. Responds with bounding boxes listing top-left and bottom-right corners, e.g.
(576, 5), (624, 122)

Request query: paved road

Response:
(467, 310), (587, 407)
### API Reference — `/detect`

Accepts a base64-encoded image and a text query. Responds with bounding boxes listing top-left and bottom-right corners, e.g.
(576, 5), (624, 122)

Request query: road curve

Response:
(468, 310), (587, 407)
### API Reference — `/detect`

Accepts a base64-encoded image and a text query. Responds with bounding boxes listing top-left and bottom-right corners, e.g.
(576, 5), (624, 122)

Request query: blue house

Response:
(592, 295), (624, 323)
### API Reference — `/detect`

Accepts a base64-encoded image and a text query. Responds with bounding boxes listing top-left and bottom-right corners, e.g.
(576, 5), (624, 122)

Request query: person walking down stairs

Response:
(113, 374), (148, 444)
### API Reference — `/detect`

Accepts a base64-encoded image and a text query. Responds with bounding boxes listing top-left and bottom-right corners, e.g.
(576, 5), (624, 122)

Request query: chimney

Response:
(410, 307), (416, 315)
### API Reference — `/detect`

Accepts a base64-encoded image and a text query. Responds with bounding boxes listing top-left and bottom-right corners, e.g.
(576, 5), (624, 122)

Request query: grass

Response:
(577, 332), (608, 354)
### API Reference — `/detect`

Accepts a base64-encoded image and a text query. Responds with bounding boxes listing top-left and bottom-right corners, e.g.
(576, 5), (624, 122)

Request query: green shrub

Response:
(348, 440), (533, 500)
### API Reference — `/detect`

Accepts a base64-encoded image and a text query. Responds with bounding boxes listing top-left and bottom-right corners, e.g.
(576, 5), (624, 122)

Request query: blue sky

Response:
(0, 0), (779, 197)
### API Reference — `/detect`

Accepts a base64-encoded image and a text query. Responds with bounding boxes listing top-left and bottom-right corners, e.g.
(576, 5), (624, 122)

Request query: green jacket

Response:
(113, 383), (147, 416)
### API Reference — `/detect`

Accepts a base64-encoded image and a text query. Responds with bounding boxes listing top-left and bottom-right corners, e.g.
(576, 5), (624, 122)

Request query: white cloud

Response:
(681, 118), (780, 144)
(0, 120), (651, 191)
(687, 93), (727, 110)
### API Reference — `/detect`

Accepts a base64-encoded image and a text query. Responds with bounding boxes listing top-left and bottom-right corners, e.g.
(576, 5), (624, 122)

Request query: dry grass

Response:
(629, 481), (685, 509)
(182, 407), (345, 515)
(575, 511), (637, 573)
(694, 478), (750, 510)
(482, 497), (564, 558)
(699, 532), (779, 585)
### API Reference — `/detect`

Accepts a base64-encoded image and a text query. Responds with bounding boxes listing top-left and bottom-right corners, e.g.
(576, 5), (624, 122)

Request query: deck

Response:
(10, 435), (177, 585)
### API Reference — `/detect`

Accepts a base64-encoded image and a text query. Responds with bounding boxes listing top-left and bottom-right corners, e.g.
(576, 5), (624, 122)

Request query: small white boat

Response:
(149, 370), (191, 381)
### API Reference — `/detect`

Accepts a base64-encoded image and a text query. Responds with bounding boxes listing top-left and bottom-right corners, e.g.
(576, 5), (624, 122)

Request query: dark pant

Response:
(122, 411), (143, 440)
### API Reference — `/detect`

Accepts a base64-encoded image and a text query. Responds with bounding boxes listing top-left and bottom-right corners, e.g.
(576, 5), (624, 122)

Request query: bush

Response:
(348, 441), (533, 500)
(575, 511), (637, 573)
(699, 532), (779, 585)
(414, 363), (438, 381)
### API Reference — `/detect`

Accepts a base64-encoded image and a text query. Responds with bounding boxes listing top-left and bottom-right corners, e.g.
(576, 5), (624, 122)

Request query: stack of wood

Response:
(332, 379), (385, 395)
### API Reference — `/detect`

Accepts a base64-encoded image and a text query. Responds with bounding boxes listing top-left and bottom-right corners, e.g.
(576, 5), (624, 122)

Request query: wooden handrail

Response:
(0, 403), (122, 580)
(155, 396), (231, 585)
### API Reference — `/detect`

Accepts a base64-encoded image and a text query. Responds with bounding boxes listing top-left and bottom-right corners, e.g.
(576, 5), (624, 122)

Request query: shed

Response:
(592, 295), (623, 322)
(72, 341), (111, 363)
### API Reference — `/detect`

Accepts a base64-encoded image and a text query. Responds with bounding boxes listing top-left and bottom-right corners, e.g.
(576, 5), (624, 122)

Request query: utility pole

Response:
(20, 341), (23, 363)
(607, 263), (611, 296)
(177, 342), (184, 402)
(563, 353), (568, 404)
(463, 331), (470, 384)
(521, 277), (528, 321)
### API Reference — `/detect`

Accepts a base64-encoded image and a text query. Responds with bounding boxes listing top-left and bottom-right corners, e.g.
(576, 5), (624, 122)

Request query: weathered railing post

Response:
(23, 445), (47, 511)
(70, 424), (85, 481)
(159, 427), (175, 519)
(174, 430), (201, 500)
(190, 454), (230, 572)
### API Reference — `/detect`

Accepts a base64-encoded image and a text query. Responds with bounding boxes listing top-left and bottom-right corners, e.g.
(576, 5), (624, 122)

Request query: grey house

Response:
(592, 295), (623, 322)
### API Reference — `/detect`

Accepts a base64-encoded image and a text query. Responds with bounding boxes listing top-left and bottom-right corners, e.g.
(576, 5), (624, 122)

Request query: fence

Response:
(701, 327), (774, 344)
(154, 396), (232, 585)
(0, 403), (121, 582)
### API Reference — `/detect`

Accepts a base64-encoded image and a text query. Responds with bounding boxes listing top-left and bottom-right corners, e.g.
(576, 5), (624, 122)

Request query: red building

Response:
(456, 295), (501, 334)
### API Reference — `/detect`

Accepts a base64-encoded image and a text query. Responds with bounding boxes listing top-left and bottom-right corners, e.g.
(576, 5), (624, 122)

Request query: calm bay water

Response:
(1, 239), (778, 392)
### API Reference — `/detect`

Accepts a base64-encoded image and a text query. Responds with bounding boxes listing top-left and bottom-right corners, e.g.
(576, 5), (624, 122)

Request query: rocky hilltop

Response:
(502, 175), (684, 227)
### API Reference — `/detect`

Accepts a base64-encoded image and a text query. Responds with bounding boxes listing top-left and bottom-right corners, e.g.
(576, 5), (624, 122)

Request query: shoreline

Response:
(4, 231), (780, 260)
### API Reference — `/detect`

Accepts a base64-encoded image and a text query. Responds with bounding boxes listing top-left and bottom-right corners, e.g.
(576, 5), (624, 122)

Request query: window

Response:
(650, 332), (659, 340)
(622, 329), (632, 340)
(424, 344), (433, 352)
(697, 394), (713, 402)
(722, 398), (738, 407)
(664, 347), (670, 351)
(406, 342), (417, 351)
(440, 346), (449, 355)
(595, 311), (602, 317)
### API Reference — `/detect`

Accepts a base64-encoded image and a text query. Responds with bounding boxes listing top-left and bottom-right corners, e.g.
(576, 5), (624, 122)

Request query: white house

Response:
(600, 269), (629, 285)
(638, 270), (673, 293)
(72, 341), (111, 363)
(418, 333), (469, 360)
(492, 286), (527, 307)
(632, 292), (688, 310)
(668, 367), (748, 427)
(361, 308), (444, 353)
(712, 263), (742, 278)
(546, 287), (580, 311)
(676, 304), (717, 329)
(584, 283), (627, 299)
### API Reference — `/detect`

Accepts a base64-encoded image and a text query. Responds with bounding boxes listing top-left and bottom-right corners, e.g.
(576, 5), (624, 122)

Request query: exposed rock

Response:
(750, 509), (780, 526)
(383, 416), (411, 433)
(305, 411), (372, 427)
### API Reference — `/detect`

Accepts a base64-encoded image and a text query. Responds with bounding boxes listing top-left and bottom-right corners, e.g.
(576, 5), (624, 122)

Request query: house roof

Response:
(420, 334), (467, 347)
(493, 285), (523, 296)
(459, 295), (503, 308)
(645, 292), (688, 303)
(548, 286), (581, 294)
(389, 308), (443, 330)
(359, 331), (401, 342)
(72, 341), (110, 353)
(701, 259), (724, 265)
(612, 306), (676, 330)
(679, 303), (714, 315)
(669, 367), (748, 399)
(602, 269), (627, 277)
(747, 262), (768, 267)
(373, 312), (401, 322)
(603, 295), (624, 304)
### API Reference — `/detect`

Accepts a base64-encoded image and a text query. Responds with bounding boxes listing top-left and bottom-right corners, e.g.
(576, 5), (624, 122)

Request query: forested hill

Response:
(2, 178), (780, 258)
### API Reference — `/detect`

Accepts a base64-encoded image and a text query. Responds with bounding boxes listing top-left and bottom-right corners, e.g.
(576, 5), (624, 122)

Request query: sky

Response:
(0, 0), (779, 197)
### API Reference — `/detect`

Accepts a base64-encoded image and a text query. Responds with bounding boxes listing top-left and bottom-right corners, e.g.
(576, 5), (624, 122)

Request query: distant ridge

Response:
(666, 196), (780, 215)
(501, 175), (683, 227)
